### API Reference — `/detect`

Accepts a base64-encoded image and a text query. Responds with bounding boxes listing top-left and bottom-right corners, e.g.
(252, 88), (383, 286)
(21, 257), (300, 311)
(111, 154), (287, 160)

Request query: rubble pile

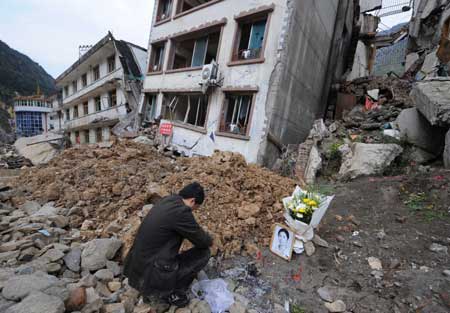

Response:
(163, 152), (296, 257)
(0, 143), (32, 169)
(13, 141), (296, 258)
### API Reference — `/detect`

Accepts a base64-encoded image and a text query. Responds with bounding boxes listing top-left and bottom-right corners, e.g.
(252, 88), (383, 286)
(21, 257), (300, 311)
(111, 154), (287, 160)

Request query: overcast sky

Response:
(0, 0), (154, 78)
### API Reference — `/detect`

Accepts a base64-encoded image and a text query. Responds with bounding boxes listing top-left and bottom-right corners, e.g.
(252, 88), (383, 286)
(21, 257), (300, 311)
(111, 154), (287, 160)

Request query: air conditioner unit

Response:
(201, 60), (218, 85)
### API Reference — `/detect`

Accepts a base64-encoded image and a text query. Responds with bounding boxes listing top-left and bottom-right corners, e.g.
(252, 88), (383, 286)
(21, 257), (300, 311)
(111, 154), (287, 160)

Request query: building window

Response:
(65, 109), (70, 121)
(170, 27), (221, 70)
(82, 74), (88, 87)
(72, 80), (78, 93)
(149, 42), (166, 72)
(232, 13), (270, 62)
(144, 94), (157, 122)
(219, 93), (254, 136)
(176, 0), (215, 14)
(156, 0), (172, 22)
(107, 55), (116, 73)
(75, 131), (80, 145)
(108, 90), (117, 107)
(163, 93), (209, 128)
(96, 128), (103, 143)
(83, 102), (89, 115)
(64, 86), (69, 98)
(84, 130), (90, 144)
(73, 105), (79, 119)
(93, 65), (100, 81)
(95, 97), (102, 112)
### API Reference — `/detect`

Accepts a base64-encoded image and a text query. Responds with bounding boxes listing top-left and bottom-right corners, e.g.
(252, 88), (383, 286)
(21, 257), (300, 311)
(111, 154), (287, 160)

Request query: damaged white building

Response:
(56, 33), (147, 145)
(141, 0), (360, 165)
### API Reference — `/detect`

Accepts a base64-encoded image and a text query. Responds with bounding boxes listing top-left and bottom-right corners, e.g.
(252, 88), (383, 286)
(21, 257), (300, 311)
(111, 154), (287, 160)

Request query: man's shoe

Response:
(167, 291), (189, 307)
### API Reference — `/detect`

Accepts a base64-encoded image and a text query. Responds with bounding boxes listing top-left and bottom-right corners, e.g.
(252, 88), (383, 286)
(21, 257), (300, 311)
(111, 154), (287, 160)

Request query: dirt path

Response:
(216, 172), (450, 313)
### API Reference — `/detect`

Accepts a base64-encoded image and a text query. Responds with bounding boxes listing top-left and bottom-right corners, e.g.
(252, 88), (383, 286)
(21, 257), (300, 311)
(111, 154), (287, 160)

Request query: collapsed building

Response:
(55, 32), (147, 145)
(141, 0), (364, 165)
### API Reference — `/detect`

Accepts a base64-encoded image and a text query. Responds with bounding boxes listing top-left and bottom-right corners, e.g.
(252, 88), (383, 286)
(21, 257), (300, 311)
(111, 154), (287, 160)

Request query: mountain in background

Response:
(0, 40), (57, 105)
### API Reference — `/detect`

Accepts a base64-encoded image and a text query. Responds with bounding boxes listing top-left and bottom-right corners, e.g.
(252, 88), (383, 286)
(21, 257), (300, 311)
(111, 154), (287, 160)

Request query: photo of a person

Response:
(270, 224), (294, 261)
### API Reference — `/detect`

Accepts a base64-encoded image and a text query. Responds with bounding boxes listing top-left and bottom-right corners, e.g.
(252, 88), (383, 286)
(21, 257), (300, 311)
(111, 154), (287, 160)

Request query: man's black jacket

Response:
(123, 195), (212, 294)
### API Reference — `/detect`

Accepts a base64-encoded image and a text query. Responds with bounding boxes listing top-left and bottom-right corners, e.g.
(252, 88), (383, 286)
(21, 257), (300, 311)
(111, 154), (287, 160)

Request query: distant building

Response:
(13, 95), (52, 137)
(55, 32), (147, 145)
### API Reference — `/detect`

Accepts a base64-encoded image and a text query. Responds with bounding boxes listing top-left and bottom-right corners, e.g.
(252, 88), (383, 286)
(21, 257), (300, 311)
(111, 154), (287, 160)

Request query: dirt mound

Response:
(163, 151), (296, 256)
(14, 141), (297, 257)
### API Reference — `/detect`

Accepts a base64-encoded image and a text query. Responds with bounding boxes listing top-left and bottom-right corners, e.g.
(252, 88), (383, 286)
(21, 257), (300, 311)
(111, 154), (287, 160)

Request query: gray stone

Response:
(0, 240), (32, 253)
(304, 241), (316, 256)
(274, 303), (288, 313)
(191, 300), (211, 313)
(443, 270), (450, 277)
(19, 201), (41, 215)
(40, 249), (65, 263)
(32, 204), (60, 217)
(43, 285), (69, 302)
(133, 136), (154, 146)
(339, 143), (403, 180)
(412, 80), (450, 127)
(444, 130), (450, 169)
(64, 247), (82, 272)
(106, 261), (121, 277)
(405, 52), (419, 71)
(395, 108), (445, 155)
(0, 298), (15, 312)
(324, 300), (346, 312)
(0, 251), (20, 263)
(312, 234), (329, 248)
(429, 243), (448, 253)
(408, 147), (437, 164)
(94, 269), (114, 282)
(81, 239), (122, 271)
(103, 303), (125, 313)
(5, 291), (64, 313)
(2, 272), (61, 301)
(48, 215), (69, 228)
(318, 286), (337, 302)
(229, 301), (246, 313)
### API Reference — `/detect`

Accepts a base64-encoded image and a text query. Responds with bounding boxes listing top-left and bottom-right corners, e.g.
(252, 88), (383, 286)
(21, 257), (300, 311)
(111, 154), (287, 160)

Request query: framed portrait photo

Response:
(270, 223), (295, 261)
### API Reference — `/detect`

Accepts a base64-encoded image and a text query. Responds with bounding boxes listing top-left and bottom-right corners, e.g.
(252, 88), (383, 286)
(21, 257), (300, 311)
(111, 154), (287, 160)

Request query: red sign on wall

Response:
(159, 123), (173, 136)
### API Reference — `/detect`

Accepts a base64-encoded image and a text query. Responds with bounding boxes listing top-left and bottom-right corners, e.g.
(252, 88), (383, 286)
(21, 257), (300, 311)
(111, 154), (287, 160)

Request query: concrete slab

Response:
(411, 80), (450, 127)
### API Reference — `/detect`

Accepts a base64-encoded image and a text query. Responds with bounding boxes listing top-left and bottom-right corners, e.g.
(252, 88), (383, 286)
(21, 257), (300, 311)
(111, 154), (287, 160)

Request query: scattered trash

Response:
(192, 279), (235, 313)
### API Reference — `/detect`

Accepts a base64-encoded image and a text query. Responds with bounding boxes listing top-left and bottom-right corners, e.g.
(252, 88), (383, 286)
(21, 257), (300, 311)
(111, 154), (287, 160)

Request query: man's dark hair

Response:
(179, 182), (205, 205)
(278, 228), (290, 239)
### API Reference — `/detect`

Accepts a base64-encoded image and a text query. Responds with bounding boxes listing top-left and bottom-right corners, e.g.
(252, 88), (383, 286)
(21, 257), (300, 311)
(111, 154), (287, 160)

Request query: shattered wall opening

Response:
(163, 93), (209, 128)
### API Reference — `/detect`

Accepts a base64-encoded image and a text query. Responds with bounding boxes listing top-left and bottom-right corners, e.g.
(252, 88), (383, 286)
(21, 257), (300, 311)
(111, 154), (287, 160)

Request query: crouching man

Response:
(123, 182), (212, 308)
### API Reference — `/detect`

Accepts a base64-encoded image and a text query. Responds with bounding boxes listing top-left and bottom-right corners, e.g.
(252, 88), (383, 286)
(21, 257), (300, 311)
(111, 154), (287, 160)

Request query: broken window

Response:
(96, 128), (103, 143)
(72, 80), (78, 93)
(83, 102), (89, 115)
(73, 105), (79, 119)
(156, 0), (172, 22)
(84, 130), (90, 144)
(144, 94), (157, 122)
(176, 0), (214, 14)
(163, 93), (209, 128)
(93, 65), (100, 81)
(108, 90), (117, 107)
(65, 109), (70, 121)
(219, 93), (253, 136)
(95, 96), (101, 112)
(108, 55), (116, 73)
(82, 74), (88, 87)
(149, 42), (166, 72)
(233, 14), (269, 61)
(170, 28), (221, 70)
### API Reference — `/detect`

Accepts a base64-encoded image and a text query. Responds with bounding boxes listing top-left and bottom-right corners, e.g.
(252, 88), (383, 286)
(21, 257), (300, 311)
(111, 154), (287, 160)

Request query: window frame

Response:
(162, 92), (211, 132)
(65, 109), (70, 121)
(107, 54), (116, 73)
(73, 105), (79, 119)
(148, 41), (167, 74)
(154, 0), (173, 26)
(83, 102), (89, 116)
(95, 96), (102, 112)
(174, 0), (223, 19)
(95, 128), (103, 143)
(72, 80), (78, 94)
(217, 89), (258, 139)
(167, 23), (225, 73)
(108, 90), (117, 107)
(84, 130), (90, 144)
(228, 6), (274, 67)
(81, 73), (88, 87)
(93, 65), (100, 81)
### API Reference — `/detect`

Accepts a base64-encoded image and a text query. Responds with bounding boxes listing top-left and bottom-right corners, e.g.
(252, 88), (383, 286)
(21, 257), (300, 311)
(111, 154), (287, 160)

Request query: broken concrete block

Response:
(411, 81), (450, 127)
(395, 108), (445, 155)
(339, 143), (403, 179)
(304, 145), (322, 185)
(445, 130), (450, 169)
(14, 134), (60, 165)
(419, 50), (438, 78)
(405, 52), (419, 72)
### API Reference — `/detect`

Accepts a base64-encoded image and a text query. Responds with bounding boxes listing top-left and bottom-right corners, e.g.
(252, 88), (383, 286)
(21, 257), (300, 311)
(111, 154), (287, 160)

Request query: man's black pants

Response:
(175, 247), (211, 292)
